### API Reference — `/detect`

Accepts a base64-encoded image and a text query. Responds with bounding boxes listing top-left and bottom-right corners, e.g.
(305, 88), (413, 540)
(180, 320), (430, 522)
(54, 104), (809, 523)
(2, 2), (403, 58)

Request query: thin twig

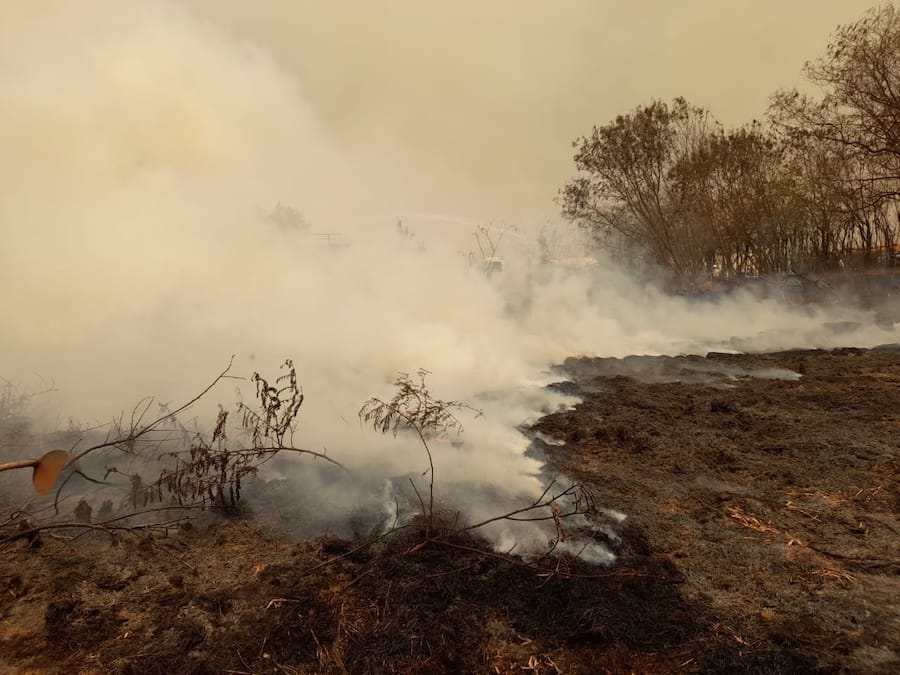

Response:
(300, 525), (411, 576)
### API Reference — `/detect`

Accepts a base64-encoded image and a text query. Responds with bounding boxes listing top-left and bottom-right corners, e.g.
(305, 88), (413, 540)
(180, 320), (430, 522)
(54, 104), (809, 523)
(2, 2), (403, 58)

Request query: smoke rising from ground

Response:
(2, 1), (898, 551)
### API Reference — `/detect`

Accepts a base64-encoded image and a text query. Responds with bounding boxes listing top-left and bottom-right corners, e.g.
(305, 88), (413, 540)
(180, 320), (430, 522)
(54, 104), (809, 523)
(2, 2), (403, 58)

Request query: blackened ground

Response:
(0, 347), (897, 674)
(537, 346), (899, 674)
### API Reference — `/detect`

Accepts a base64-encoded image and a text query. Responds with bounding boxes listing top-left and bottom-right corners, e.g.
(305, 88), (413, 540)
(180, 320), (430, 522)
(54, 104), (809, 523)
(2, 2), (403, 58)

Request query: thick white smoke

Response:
(2, 1), (897, 555)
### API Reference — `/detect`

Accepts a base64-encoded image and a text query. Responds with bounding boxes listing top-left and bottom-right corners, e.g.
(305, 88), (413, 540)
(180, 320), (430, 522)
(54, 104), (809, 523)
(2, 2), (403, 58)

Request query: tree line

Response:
(561, 3), (900, 281)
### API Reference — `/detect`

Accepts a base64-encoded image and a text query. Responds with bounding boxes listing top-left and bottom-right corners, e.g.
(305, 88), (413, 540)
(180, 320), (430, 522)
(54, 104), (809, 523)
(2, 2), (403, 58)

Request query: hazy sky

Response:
(181, 0), (877, 222)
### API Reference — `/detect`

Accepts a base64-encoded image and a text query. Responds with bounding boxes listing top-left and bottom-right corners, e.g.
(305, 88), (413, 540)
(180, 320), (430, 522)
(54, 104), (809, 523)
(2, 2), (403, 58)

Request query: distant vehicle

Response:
(483, 256), (504, 275)
(545, 256), (599, 270)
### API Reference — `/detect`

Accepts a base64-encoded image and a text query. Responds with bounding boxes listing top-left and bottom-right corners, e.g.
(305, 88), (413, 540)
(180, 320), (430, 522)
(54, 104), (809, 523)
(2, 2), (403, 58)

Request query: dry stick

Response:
(235, 649), (253, 672)
(61, 517), (192, 544)
(129, 396), (155, 436)
(411, 423), (435, 536)
(0, 502), (202, 543)
(72, 356), (237, 466)
(807, 542), (899, 563)
(67, 469), (115, 488)
(503, 512), (584, 523)
(444, 482), (582, 540)
(58, 520), (200, 571)
(341, 566), (375, 591)
(299, 525), (411, 577)
(424, 558), (484, 579)
(82, 503), (206, 526)
(1, 491), (77, 525)
(376, 406), (436, 536)
(405, 478), (599, 573)
(66, 518), (186, 544)
(53, 357), (238, 514)
(407, 477), (428, 527)
(0, 518), (189, 545)
(249, 446), (346, 471)
(144, 537), (197, 571)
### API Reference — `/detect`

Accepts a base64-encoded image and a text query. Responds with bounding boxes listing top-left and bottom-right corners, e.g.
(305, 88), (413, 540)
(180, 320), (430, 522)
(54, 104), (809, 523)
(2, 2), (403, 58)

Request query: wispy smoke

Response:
(2, 1), (897, 555)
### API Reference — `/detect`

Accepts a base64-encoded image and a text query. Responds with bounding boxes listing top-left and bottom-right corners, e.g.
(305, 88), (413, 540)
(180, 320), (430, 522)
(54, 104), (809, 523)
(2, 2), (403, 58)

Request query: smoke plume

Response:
(1, 0), (896, 556)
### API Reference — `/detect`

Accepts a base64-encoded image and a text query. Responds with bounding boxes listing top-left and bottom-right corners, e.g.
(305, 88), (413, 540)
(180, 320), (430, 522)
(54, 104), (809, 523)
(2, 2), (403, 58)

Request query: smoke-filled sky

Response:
(180, 0), (875, 222)
(1, 1), (895, 549)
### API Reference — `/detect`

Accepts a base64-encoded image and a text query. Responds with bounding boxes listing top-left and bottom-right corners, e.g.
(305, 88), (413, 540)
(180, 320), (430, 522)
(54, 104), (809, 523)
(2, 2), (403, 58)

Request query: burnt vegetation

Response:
(358, 369), (601, 570)
(0, 358), (344, 547)
(0, 362), (641, 674)
(4, 349), (895, 673)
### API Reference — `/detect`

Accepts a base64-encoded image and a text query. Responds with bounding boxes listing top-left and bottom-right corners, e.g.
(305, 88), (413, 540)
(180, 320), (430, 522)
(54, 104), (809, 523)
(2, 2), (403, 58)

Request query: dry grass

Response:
(725, 506), (780, 535)
(811, 568), (858, 586)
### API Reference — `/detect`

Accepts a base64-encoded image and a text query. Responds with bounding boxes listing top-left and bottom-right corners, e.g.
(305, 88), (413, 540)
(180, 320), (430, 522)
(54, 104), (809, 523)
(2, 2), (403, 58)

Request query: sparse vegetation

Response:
(359, 368), (478, 536)
(359, 369), (602, 573)
(3, 349), (897, 673)
(0, 358), (342, 547)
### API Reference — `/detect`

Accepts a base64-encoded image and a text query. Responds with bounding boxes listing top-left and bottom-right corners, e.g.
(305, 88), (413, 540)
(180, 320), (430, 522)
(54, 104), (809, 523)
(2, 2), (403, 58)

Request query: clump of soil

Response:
(0, 347), (897, 673)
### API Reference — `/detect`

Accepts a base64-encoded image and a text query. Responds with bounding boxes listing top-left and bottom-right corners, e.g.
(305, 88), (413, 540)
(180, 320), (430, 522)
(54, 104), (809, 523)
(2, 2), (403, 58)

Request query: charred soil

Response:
(1, 348), (898, 673)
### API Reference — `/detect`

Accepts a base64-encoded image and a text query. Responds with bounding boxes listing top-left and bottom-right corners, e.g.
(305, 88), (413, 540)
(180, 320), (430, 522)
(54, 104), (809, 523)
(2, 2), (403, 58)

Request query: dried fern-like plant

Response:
(136, 359), (339, 512)
(47, 358), (341, 523)
(238, 359), (304, 448)
(359, 369), (481, 536)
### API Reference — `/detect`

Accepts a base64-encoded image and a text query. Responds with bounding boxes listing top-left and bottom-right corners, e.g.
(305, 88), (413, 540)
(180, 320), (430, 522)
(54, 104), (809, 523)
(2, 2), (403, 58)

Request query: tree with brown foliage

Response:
(564, 5), (900, 279)
(560, 98), (714, 279)
(671, 122), (808, 276)
(769, 3), (900, 265)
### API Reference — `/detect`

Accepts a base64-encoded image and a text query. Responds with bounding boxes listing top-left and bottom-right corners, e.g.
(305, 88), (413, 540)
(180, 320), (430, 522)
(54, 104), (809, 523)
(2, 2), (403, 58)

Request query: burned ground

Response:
(537, 347), (899, 674)
(1, 348), (898, 673)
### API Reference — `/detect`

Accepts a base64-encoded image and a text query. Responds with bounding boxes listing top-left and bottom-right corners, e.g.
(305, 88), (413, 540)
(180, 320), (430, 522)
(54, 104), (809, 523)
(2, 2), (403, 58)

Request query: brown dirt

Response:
(1, 347), (898, 673)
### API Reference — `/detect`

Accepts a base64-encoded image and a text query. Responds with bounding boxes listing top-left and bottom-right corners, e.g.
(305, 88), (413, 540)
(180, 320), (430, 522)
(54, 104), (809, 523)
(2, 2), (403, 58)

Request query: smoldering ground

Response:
(2, 0), (900, 557)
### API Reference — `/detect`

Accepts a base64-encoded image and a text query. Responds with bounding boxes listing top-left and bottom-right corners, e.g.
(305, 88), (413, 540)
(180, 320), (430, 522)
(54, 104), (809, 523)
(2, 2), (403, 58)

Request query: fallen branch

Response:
(0, 516), (190, 546)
